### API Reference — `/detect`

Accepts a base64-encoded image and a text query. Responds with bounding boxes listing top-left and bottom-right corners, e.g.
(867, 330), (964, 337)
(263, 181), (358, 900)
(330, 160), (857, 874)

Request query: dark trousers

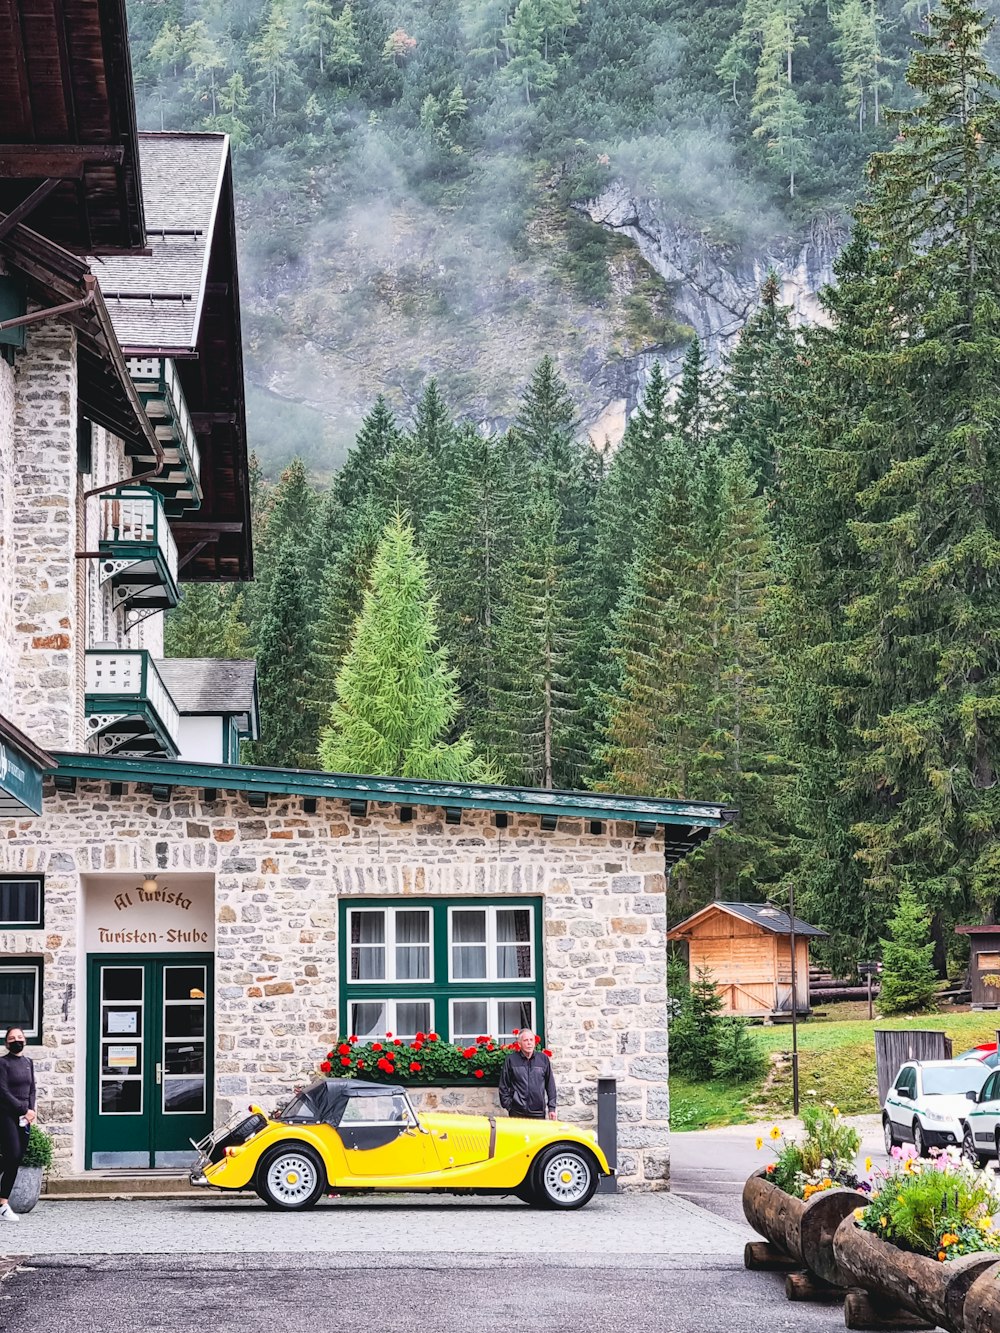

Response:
(508, 1108), (545, 1120)
(0, 1115), (26, 1199)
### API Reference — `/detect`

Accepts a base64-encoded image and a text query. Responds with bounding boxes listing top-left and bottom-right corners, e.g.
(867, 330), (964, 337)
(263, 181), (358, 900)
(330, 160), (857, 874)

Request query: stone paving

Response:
(1, 1190), (753, 1264)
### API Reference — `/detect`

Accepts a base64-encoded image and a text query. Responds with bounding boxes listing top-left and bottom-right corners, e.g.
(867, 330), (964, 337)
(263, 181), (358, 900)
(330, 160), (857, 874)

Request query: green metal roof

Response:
(50, 751), (736, 833)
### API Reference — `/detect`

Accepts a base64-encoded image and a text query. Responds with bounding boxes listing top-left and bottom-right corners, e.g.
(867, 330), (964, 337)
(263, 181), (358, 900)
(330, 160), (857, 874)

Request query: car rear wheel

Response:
(962, 1123), (989, 1168)
(532, 1145), (598, 1210)
(912, 1121), (927, 1158)
(256, 1145), (326, 1211)
(883, 1116), (898, 1154)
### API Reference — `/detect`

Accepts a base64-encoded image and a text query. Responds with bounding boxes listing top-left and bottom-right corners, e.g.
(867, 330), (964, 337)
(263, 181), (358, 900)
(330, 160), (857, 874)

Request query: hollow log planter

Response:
(742, 1168), (868, 1288)
(832, 1216), (1000, 1333)
(964, 1260), (1000, 1333)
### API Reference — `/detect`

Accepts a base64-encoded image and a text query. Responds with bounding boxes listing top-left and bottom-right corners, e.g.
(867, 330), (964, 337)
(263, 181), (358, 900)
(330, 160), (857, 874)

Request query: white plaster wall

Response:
(176, 715), (224, 763)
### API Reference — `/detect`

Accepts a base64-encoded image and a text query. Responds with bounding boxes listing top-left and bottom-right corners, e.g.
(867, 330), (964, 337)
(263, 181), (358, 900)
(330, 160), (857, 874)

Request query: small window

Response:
(977, 952), (1000, 971)
(347, 998), (433, 1043)
(451, 997), (535, 1046)
(894, 1067), (912, 1093)
(348, 907), (432, 984)
(982, 1073), (999, 1103)
(0, 961), (41, 1041)
(449, 905), (535, 983)
(0, 877), (42, 929)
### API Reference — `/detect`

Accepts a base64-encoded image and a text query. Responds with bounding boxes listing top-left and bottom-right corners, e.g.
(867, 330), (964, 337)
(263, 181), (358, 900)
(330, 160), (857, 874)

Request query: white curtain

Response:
(452, 1000), (487, 1044)
(452, 910), (487, 979)
(351, 911), (385, 980)
(395, 1001), (431, 1040)
(496, 909), (531, 978)
(395, 910), (430, 980)
(351, 1001), (385, 1038)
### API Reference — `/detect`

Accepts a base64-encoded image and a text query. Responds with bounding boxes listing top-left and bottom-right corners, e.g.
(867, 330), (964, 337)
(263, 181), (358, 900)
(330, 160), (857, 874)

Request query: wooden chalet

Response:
(955, 925), (1000, 1010)
(668, 901), (827, 1018)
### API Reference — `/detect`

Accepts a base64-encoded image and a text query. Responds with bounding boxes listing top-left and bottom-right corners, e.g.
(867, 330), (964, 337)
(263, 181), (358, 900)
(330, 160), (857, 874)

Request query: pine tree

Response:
(297, 0), (336, 74)
(878, 889), (938, 1014)
(318, 514), (493, 781)
(718, 272), (799, 491)
(833, 0), (891, 132)
(245, 536), (313, 767)
(163, 585), (249, 658)
(672, 335), (721, 449)
(329, 1), (362, 86)
(752, 7), (809, 198)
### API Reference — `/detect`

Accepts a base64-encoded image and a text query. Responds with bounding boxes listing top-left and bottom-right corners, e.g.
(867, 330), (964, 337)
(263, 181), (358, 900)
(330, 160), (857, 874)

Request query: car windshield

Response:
(340, 1092), (411, 1124)
(922, 1067), (985, 1096)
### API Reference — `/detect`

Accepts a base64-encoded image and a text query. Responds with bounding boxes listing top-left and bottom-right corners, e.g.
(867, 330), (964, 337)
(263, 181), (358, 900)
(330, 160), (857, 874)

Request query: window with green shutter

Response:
(338, 897), (544, 1044)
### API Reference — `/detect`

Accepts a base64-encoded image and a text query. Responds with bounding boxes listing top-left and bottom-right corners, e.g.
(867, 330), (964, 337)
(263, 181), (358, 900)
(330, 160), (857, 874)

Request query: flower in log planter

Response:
(832, 1147), (1000, 1333)
(742, 1105), (869, 1288)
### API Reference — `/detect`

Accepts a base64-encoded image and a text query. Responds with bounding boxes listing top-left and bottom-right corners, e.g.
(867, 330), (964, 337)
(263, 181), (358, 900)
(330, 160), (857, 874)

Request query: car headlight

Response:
(923, 1111), (953, 1125)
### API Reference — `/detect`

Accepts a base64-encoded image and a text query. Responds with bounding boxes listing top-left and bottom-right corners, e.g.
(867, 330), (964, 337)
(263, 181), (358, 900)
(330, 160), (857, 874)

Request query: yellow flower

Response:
(864, 1157), (873, 1173)
(769, 1126), (782, 1141)
(755, 1137), (764, 1151)
(832, 1106), (840, 1116)
(880, 1216), (887, 1228)
(853, 1208), (865, 1221)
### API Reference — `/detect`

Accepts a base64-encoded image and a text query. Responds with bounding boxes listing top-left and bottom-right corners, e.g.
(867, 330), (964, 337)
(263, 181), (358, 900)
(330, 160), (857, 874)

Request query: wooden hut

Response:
(955, 925), (1000, 1010)
(668, 902), (827, 1018)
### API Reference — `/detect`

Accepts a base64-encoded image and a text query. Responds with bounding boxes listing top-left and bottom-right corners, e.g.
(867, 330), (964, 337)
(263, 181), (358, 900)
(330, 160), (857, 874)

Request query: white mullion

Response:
(486, 905), (498, 983)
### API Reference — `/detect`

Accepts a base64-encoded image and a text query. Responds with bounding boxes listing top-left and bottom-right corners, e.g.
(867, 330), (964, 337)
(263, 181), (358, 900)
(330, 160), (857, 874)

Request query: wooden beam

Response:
(0, 179), (61, 241)
(0, 145), (124, 178)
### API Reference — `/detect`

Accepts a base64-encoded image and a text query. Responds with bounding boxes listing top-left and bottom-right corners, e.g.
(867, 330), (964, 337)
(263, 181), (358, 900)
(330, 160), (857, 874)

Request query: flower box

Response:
(964, 1260), (1000, 1333)
(743, 1167), (868, 1287)
(833, 1216), (998, 1333)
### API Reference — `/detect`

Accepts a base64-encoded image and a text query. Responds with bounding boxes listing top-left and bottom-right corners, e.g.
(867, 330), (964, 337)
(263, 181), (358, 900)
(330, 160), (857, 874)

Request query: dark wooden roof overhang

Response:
(121, 152), (252, 583)
(0, 0), (146, 253)
(0, 218), (159, 457)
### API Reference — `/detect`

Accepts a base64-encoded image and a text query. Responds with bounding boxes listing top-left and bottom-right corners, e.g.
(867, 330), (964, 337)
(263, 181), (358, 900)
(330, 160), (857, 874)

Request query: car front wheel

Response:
(256, 1145), (326, 1211)
(532, 1145), (598, 1210)
(883, 1116), (898, 1155)
(912, 1122), (927, 1158)
(962, 1123), (988, 1168)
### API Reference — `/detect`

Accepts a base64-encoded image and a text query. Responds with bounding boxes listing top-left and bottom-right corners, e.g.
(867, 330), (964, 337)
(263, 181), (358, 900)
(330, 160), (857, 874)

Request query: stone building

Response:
(0, 0), (734, 1190)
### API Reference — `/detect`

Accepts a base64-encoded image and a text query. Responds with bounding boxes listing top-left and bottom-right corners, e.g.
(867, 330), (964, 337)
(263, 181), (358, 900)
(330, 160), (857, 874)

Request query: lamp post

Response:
(788, 881), (800, 1117)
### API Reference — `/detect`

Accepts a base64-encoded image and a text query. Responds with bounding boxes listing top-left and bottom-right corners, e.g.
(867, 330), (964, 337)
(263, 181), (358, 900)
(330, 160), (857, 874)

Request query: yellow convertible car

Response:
(190, 1078), (612, 1210)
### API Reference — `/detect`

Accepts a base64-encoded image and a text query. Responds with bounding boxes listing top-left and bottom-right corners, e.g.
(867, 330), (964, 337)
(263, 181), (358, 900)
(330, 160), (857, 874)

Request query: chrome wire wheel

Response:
(541, 1151), (593, 1207)
(265, 1151), (319, 1208)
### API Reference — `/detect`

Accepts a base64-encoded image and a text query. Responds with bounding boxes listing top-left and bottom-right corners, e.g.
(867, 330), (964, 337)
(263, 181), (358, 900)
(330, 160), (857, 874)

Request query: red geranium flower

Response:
(320, 1060), (332, 1074)
(377, 1057), (393, 1073)
(385, 1031), (393, 1039)
(543, 1048), (553, 1057)
(337, 1043), (350, 1055)
(372, 1042), (383, 1052)
(476, 1035), (488, 1045)
(356, 1059), (366, 1069)
(512, 1028), (520, 1036)
(393, 1039), (402, 1046)
(412, 1041), (423, 1051)
(486, 1043), (494, 1051)
(409, 1061), (422, 1073)
(428, 1032), (439, 1042)
(415, 1032), (425, 1042)
(340, 1056), (351, 1066)
(474, 1069), (485, 1079)
(349, 1034), (358, 1044)
(326, 1051), (334, 1060)
(463, 1047), (476, 1059)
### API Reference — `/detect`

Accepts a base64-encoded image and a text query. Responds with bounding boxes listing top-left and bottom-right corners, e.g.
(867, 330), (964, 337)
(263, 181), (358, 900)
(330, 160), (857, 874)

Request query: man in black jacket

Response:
(498, 1028), (556, 1120)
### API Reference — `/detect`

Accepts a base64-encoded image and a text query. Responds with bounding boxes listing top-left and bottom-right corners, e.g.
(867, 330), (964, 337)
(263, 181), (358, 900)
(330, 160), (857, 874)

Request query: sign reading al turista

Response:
(84, 880), (215, 952)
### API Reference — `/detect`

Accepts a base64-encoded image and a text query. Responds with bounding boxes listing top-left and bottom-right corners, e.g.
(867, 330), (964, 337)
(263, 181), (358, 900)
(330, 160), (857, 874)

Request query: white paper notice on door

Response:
(107, 1010), (138, 1035)
(107, 1045), (139, 1069)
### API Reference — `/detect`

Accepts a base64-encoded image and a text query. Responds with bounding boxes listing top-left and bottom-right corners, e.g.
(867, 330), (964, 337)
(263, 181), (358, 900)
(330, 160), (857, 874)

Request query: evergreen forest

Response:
(165, 0), (1000, 977)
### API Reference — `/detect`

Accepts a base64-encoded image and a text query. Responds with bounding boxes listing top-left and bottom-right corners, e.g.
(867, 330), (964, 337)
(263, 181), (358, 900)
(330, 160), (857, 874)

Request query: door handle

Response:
(156, 1062), (162, 1085)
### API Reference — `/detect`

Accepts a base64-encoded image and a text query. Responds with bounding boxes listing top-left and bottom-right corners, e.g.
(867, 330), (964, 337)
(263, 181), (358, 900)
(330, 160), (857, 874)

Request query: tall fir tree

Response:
(318, 514), (493, 781)
(245, 535), (314, 767)
(672, 335), (721, 450)
(163, 584), (249, 658)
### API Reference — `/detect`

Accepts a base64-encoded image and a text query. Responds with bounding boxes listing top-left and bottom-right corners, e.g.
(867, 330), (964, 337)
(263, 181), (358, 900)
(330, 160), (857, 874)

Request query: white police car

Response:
(882, 1060), (989, 1157)
(959, 1065), (1000, 1165)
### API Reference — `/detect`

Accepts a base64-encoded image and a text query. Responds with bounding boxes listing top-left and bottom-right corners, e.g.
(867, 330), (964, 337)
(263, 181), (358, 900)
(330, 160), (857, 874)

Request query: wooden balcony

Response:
(99, 487), (179, 626)
(126, 357), (203, 516)
(85, 650), (180, 759)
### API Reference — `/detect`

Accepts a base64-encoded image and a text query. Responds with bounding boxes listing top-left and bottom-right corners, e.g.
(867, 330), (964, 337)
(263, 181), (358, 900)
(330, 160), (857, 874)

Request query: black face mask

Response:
(6, 1042), (24, 1055)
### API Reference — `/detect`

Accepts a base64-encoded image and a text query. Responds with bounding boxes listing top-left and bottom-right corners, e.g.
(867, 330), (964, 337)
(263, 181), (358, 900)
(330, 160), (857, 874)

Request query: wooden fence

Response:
(874, 1029), (953, 1106)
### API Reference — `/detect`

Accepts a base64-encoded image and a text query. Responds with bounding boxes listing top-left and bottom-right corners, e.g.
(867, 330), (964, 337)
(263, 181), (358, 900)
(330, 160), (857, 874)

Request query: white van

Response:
(882, 1060), (989, 1157)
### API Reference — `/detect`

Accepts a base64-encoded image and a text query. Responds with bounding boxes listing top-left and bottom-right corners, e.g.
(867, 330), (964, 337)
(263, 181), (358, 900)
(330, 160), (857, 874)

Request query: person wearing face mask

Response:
(0, 1028), (36, 1223)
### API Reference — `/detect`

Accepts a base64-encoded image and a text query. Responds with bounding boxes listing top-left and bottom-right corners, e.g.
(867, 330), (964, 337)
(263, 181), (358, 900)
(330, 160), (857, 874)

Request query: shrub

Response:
(858, 1147), (1000, 1259)
(711, 1017), (768, 1082)
(878, 888), (938, 1015)
(22, 1123), (53, 1172)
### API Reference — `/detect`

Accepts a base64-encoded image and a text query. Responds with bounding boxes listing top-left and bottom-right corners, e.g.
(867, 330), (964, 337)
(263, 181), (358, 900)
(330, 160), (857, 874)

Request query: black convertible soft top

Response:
(296, 1079), (407, 1126)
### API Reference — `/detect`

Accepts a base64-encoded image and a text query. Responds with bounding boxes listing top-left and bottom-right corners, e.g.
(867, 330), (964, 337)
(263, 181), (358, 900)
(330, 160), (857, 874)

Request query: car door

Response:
(969, 1070), (1000, 1155)
(336, 1092), (439, 1180)
(887, 1065), (915, 1139)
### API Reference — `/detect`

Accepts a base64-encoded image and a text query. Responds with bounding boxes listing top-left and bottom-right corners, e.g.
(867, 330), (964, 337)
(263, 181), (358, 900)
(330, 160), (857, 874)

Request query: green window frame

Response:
(0, 957), (43, 1043)
(338, 897), (544, 1045)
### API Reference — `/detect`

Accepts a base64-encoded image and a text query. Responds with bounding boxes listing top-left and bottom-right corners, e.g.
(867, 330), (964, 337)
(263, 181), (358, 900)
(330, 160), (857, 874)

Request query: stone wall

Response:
(11, 320), (84, 751)
(0, 354), (15, 717)
(1, 780), (670, 1187)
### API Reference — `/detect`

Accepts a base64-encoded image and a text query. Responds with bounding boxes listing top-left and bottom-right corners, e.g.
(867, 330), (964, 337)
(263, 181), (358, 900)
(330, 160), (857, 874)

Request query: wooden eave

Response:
(0, 0), (145, 252)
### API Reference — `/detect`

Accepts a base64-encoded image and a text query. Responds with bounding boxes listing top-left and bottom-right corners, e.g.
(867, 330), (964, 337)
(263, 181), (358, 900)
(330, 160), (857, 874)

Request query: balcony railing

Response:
(126, 356), (204, 516)
(85, 649), (180, 758)
(98, 487), (180, 620)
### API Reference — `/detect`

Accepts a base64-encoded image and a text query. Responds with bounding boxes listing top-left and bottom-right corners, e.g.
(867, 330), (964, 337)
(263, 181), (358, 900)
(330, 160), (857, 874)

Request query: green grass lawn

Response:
(670, 1005), (1000, 1130)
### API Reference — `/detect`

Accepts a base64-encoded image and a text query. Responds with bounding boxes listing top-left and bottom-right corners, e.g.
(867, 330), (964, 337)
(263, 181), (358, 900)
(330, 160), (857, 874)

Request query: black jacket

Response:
(0, 1053), (35, 1118)
(498, 1049), (556, 1116)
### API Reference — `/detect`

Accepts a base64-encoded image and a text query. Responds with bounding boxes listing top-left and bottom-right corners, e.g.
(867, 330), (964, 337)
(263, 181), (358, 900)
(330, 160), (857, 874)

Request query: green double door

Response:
(87, 953), (214, 1169)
